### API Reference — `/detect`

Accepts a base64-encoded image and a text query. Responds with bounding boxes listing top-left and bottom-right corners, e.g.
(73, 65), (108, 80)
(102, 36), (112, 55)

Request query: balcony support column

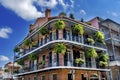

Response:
(70, 45), (73, 66)
(111, 39), (116, 60)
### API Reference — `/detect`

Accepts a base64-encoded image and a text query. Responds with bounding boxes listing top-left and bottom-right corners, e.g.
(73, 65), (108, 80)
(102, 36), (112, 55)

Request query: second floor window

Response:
(41, 76), (45, 80)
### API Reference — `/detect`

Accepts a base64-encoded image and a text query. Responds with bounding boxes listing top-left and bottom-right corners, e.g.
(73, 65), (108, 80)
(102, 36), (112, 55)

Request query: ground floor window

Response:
(53, 74), (57, 80)
(81, 74), (86, 80)
(68, 74), (73, 80)
(41, 76), (45, 80)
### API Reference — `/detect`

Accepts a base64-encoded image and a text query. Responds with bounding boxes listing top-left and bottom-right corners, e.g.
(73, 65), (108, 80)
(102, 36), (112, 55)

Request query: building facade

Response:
(89, 17), (120, 80)
(13, 10), (110, 80)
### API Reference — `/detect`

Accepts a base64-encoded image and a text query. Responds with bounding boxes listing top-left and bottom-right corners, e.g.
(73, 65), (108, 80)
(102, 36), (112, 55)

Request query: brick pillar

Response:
(59, 53), (64, 66)
(58, 30), (63, 40)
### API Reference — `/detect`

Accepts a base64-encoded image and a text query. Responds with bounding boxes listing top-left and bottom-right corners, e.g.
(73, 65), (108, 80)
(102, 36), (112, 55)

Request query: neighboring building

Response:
(13, 9), (110, 80)
(3, 62), (21, 80)
(0, 67), (4, 80)
(89, 17), (120, 80)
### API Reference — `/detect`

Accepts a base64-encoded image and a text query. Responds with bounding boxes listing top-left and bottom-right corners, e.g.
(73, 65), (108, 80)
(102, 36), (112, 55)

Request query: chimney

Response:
(45, 9), (51, 17)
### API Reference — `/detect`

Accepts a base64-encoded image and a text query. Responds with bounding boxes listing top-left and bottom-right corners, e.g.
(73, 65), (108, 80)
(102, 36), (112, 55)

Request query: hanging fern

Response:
(75, 58), (85, 64)
(24, 39), (32, 46)
(29, 53), (37, 60)
(17, 60), (23, 65)
(72, 24), (84, 35)
(54, 43), (66, 55)
(85, 48), (98, 58)
(54, 20), (65, 29)
(39, 27), (49, 35)
(87, 38), (95, 44)
(94, 31), (105, 44)
(99, 61), (108, 67)
(99, 53), (109, 62)
(14, 47), (20, 53)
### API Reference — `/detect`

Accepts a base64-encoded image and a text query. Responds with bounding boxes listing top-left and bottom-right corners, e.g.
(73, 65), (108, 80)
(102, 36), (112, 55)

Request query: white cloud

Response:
(37, 0), (58, 8)
(0, 55), (9, 61)
(0, 27), (12, 39)
(70, 0), (74, 8)
(80, 9), (86, 15)
(0, 0), (44, 20)
(58, 0), (69, 10)
(0, 0), (75, 20)
(111, 12), (118, 17)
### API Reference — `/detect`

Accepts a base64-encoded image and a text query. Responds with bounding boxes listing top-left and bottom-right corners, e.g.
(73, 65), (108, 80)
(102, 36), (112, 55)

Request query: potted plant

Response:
(94, 31), (105, 44)
(17, 60), (23, 65)
(72, 24), (84, 35)
(75, 58), (85, 67)
(53, 43), (66, 55)
(13, 70), (19, 74)
(99, 53), (109, 62)
(87, 38), (95, 45)
(28, 53), (37, 61)
(39, 60), (45, 68)
(85, 48), (98, 58)
(39, 27), (49, 36)
(72, 24), (84, 43)
(54, 20), (65, 30)
(4, 68), (8, 72)
(22, 66), (28, 71)
(99, 61), (108, 68)
(54, 20), (65, 39)
(24, 39), (32, 51)
(14, 47), (20, 53)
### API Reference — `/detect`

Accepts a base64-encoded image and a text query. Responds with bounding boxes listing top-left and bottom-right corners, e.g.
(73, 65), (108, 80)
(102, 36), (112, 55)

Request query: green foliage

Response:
(72, 24), (84, 35)
(23, 66), (28, 70)
(24, 39), (32, 46)
(69, 13), (75, 19)
(13, 70), (19, 74)
(17, 60), (23, 65)
(14, 47), (20, 53)
(99, 53), (109, 62)
(87, 38), (95, 44)
(29, 53), (37, 60)
(4, 68), (8, 72)
(85, 48), (98, 58)
(39, 60), (45, 65)
(54, 20), (65, 30)
(59, 12), (66, 16)
(94, 31), (105, 44)
(39, 27), (49, 36)
(54, 43), (66, 55)
(75, 58), (85, 64)
(99, 61), (108, 67)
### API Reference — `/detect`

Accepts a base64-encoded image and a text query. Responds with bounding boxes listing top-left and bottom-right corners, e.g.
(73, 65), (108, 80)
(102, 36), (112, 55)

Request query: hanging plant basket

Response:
(24, 39), (32, 47)
(39, 60), (45, 65)
(99, 53), (109, 62)
(94, 31), (105, 44)
(99, 61), (108, 67)
(14, 47), (20, 53)
(53, 43), (66, 55)
(85, 48), (98, 58)
(54, 20), (65, 30)
(72, 24), (84, 35)
(4, 68), (8, 72)
(75, 58), (85, 64)
(29, 52), (37, 60)
(17, 60), (23, 65)
(87, 38), (95, 44)
(39, 27), (49, 36)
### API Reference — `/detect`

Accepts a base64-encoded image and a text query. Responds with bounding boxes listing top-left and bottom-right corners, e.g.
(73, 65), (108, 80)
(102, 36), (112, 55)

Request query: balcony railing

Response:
(15, 31), (106, 60)
(105, 34), (120, 40)
(17, 60), (108, 74)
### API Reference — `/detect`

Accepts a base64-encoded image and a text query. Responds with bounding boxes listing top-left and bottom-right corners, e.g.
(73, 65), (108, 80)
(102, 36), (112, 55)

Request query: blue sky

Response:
(0, 0), (120, 67)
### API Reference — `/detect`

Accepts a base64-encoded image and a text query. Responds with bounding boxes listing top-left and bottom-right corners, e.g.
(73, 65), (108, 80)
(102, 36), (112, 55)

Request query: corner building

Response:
(14, 9), (110, 80)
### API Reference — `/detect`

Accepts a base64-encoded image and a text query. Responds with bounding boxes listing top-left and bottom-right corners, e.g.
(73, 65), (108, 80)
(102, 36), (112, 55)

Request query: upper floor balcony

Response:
(14, 28), (106, 60)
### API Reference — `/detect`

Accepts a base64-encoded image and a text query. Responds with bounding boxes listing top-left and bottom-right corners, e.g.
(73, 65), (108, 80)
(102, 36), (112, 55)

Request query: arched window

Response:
(90, 74), (99, 80)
